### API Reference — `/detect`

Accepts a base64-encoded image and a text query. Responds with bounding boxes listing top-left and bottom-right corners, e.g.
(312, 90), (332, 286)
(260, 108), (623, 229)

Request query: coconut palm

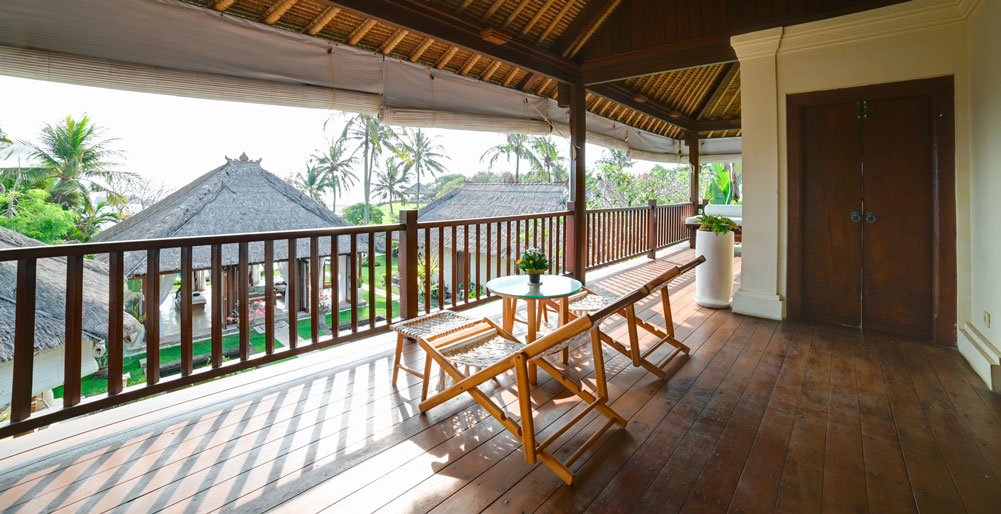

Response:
(480, 133), (537, 183)
(293, 162), (329, 204)
(529, 136), (566, 182)
(75, 200), (122, 241)
(18, 115), (133, 210)
(373, 158), (410, 217)
(310, 139), (357, 212)
(339, 114), (397, 224)
(395, 128), (448, 208)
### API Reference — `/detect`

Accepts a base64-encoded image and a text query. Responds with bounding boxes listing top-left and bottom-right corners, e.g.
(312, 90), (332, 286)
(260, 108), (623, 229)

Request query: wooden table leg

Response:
(559, 297), (570, 364)
(526, 298), (538, 384)
(502, 297), (514, 332)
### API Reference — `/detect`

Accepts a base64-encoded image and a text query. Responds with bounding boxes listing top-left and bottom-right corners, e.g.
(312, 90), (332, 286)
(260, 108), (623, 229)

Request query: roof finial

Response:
(226, 153), (261, 163)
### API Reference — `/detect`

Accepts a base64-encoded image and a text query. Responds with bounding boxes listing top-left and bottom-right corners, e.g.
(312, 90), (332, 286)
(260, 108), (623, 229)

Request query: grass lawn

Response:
(376, 201), (420, 221)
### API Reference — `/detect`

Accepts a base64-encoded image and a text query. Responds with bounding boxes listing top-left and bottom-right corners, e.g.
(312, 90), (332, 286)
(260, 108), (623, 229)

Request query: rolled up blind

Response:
(0, 45), (382, 114)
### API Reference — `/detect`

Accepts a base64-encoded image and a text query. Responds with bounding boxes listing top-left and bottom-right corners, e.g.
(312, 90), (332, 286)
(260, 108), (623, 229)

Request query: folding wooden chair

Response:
(541, 256), (705, 379)
(417, 299), (636, 484)
(391, 310), (481, 401)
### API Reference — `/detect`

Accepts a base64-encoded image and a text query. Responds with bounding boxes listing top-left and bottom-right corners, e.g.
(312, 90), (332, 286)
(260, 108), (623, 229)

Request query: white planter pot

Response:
(694, 229), (734, 308)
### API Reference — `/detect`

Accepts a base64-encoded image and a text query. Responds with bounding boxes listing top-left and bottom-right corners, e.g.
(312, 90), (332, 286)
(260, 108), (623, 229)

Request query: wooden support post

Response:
(399, 209), (419, 320)
(647, 199), (657, 259)
(567, 80), (587, 282)
(211, 245), (223, 367)
(63, 255), (83, 407)
(180, 247), (193, 376)
(108, 252), (124, 395)
(687, 131), (701, 207)
(145, 250), (160, 385)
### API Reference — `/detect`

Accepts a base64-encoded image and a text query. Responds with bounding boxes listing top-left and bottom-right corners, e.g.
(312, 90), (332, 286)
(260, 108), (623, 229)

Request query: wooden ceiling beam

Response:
(693, 62), (737, 119)
(588, 82), (696, 132)
(261, 0), (299, 25)
(304, 6), (341, 35)
(697, 117), (741, 132)
(518, 72), (541, 92)
(581, 33), (736, 85)
(502, 66), (521, 87)
(555, 0), (621, 58)
(212, 0), (236, 12)
(319, 0), (578, 84)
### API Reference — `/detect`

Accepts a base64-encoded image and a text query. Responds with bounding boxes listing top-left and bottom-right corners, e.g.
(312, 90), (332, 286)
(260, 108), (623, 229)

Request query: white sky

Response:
(0, 75), (663, 212)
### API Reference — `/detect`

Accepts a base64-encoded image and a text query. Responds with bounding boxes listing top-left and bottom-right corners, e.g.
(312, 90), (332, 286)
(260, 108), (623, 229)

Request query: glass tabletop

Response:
(485, 274), (583, 299)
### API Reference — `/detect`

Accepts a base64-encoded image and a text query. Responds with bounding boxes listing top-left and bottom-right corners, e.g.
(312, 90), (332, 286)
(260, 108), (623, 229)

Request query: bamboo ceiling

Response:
(182, 0), (741, 139)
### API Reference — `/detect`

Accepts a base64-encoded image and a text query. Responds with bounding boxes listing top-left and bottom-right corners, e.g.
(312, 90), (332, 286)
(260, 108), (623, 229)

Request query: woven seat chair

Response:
(542, 256), (705, 379)
(391, 310), (480, 401)
(416, 295), (643, 485)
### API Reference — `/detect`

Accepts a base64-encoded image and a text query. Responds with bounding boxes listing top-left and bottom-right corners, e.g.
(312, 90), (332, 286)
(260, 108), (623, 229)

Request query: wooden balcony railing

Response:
(0, 201), (690, 437)
(586, 201), (695, 271)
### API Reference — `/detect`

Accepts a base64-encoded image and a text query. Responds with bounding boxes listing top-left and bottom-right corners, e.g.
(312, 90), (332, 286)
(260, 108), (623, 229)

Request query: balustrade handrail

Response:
(0, 223), (406, 262)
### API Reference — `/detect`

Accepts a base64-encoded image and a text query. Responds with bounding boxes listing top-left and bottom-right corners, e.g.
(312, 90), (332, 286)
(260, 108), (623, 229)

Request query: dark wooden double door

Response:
(792, 79), (955, 342)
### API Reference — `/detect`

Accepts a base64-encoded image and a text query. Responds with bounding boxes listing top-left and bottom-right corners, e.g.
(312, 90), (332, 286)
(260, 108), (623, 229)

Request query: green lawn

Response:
(375, 201), (420, 221)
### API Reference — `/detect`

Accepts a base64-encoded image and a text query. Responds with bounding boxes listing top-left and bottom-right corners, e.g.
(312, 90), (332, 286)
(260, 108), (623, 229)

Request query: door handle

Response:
(850, 211), (861, 223)
(865, 212), (876, 223)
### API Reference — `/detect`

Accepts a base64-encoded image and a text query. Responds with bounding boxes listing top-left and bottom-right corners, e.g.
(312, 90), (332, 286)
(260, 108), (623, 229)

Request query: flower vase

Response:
(528, 273), (542, 285)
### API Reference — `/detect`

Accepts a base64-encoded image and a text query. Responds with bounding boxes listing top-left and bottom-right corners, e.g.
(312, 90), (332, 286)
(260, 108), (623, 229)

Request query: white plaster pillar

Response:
(731, 28), (786, 320)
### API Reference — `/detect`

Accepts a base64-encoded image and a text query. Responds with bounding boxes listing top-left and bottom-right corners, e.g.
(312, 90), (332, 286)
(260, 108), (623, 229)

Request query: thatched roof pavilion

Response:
(93, 156), (367, 278)
(417, 183), (568, 256)
(0, 227), (142, 363)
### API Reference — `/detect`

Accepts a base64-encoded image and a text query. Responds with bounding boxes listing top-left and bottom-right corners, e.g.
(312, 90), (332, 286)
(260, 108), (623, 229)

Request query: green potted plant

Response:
(694, 212), (738, 308)
(517, 247), (550, 285)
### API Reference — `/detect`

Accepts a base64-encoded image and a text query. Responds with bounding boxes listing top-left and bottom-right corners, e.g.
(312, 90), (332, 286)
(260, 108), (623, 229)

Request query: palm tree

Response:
(75, 200), (122, 241)
(395, 128), (448, 208)
(19, 115), (133, 210)
(373, 158), (410, 217)
(310, 139), (357, 212)
(293, 162), (329, 204)
(480, 133), (538, 183)
(339, 114), (396, 224)
(529, 136), (566, 182)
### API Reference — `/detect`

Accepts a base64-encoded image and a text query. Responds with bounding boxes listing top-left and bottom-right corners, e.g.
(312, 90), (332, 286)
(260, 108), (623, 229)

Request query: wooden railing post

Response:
(647, 199), (658, 259)
(399, 209), (419, 319)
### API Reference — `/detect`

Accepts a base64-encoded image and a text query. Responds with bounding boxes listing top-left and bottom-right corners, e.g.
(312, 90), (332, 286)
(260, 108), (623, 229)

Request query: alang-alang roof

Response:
(93, 156), (368, 277)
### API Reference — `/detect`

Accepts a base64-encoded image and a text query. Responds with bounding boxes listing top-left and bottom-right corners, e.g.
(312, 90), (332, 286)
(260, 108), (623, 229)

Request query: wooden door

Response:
(800, 102), (863, 327)
(861, 95), (935, 338)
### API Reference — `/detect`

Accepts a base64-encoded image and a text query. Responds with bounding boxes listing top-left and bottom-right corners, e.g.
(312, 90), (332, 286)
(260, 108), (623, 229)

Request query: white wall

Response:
(733, 0), (999, 388)
(963, 0), (1001, 389)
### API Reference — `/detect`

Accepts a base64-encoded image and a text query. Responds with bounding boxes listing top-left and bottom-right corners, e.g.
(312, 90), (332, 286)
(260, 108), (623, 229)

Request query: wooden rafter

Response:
(535, 0), (575, 44)
(519, 0), (557, 37)
(380, 28), (410, 54)
(694, 63), (738, 119)
(460, 54), (482, 75)
(457, 0), (476, 13)
(347, 18), (378, 46)
(260, 0), (299, 25)
(436, 46), (460, 70)
(409, 38), (435, 62)
(589, 82), (695, 132)
(556, 0), (620, 57)
(481, 60), (503, 82)
(318, 0), (577, 83)
(501, 0), (533, 29)
(518, 72), (541, 92)
(212, 0), (236, 12)
(304, 6), (340, 35)
(480, 0), (507, 23)
(502, 66), (521, 87)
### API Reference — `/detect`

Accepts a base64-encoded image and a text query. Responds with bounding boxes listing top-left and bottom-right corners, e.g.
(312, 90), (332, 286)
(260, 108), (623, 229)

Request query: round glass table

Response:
(485, 274), (583, 345)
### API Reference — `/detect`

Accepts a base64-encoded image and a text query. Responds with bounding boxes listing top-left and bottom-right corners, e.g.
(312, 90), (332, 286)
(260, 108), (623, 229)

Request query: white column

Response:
(731, 28), (785, 320)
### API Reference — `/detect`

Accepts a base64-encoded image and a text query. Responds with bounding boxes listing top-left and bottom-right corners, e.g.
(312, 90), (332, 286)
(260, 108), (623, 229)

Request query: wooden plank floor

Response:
(2, 246), (1000, 513)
